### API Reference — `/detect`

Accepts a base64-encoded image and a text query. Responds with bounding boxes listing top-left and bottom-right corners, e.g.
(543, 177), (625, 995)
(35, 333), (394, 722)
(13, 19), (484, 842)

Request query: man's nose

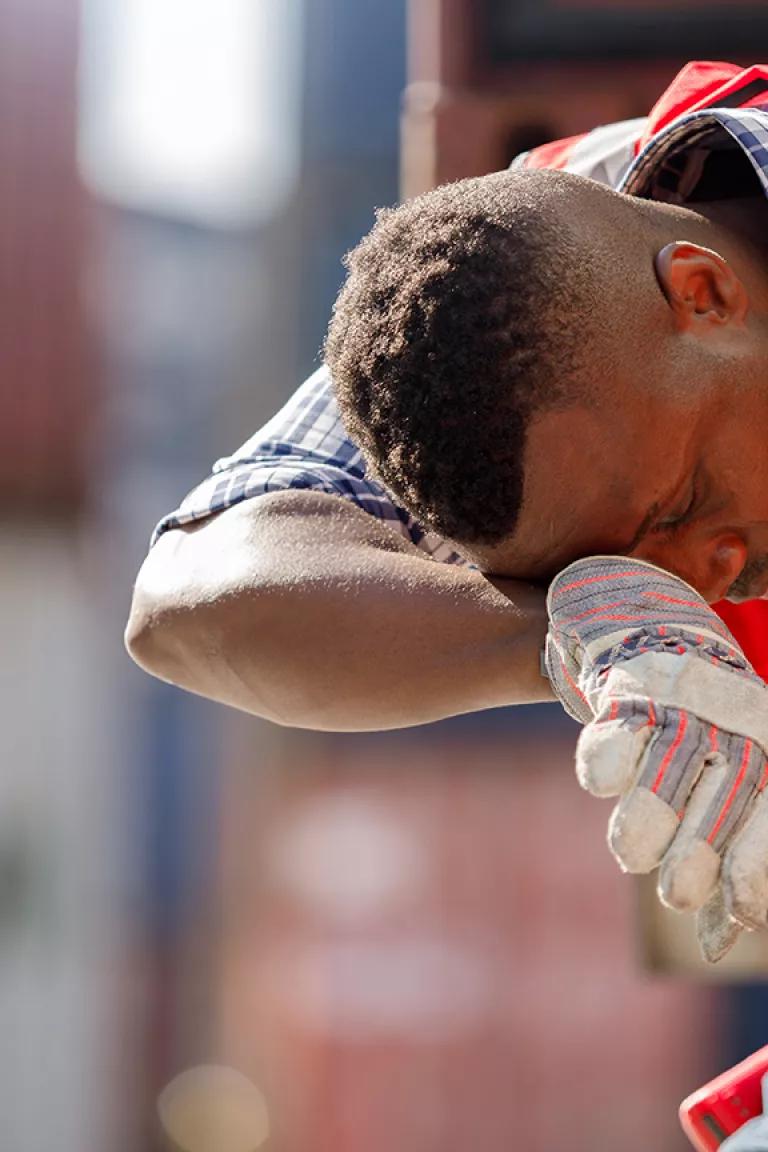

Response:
(630, 532), (748, 603)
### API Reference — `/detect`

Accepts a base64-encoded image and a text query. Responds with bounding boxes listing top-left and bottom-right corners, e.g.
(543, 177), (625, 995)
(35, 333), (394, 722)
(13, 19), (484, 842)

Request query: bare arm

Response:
(125, 490), (552, 730)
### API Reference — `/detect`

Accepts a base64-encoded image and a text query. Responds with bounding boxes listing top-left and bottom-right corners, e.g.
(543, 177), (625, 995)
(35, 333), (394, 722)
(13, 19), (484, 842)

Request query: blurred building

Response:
(2, 1), (768, 1151)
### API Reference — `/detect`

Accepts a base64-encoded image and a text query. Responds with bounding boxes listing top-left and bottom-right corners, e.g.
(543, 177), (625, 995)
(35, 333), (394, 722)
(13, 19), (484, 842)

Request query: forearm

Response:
(126, 492), (552, 730)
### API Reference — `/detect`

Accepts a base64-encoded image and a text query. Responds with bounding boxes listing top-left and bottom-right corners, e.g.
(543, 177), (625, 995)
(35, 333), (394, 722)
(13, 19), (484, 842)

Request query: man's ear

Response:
(654, 241), (748, 333)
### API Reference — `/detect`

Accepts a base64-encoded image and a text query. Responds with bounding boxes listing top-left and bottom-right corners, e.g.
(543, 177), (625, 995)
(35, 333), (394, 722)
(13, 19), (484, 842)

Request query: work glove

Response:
(546, 556), (768, 962)
(721, 1071), (768, 1151)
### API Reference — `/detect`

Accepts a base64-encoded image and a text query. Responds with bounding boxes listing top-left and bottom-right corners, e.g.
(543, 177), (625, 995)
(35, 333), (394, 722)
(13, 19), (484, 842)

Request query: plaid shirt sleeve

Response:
(149, 365), (466, 564)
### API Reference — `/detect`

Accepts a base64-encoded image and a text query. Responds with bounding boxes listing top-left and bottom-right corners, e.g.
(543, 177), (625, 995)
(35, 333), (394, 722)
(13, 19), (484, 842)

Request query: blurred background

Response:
(4, 1), (768, 1149)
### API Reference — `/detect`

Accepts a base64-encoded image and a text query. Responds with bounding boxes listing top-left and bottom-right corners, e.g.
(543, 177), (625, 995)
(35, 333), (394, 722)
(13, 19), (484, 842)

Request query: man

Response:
(125, 62), (768, 959)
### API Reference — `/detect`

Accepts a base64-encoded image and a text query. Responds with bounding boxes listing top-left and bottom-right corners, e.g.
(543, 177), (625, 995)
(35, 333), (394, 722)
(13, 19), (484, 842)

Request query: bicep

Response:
(133, 488), (424, 619)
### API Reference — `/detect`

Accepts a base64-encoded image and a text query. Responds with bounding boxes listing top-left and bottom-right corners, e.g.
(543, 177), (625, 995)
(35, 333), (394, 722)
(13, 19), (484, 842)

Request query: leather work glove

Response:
(546, 555), (768, 962)
(721, 1072), (768, 1151)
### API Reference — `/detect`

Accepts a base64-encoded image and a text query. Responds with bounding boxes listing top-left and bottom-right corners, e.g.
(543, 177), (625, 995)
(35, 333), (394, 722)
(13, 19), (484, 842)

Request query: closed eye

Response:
(652, 487), (698, 534)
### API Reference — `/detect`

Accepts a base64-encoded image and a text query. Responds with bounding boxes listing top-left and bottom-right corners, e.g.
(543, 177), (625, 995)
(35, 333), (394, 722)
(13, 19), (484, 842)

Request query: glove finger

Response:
(696, 887), (743, 963)
(575, 697), (656, 797)
(608, 710), (708, 873)
(658, 753), (735, 912)
(632, 706), (710, 810)
(722, 783), (768, 930)
(658, 735), (764, 912)
(720, 1115), (768, 1151)
(691, 734), (763, 853)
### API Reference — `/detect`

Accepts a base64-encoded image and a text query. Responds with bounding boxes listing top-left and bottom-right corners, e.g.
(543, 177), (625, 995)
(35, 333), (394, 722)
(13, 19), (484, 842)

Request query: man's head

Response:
(326, 167), (768, 602)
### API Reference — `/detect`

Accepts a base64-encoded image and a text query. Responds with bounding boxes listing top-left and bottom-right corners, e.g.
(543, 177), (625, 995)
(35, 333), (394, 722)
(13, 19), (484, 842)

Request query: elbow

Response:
(124, 532), (192, 681)
(123, 607), (147, 668)
(124, 594), (179, 681)
(123, 578), (282, 719)
(123, 548), (350, 728)
(124, 527), (216, 686)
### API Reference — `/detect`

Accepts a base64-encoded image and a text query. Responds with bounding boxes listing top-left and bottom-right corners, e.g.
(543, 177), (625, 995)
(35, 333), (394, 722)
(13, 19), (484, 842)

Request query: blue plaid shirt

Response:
(150, 105), (768, 558)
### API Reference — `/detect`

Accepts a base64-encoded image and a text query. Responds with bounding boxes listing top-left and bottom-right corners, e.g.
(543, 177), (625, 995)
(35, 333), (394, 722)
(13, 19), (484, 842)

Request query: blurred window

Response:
(78, 0), (303, 227)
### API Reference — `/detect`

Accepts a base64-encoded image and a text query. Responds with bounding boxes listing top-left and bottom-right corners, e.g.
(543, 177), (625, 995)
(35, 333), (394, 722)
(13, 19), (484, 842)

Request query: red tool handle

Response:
(680, 1046), (768, 1150)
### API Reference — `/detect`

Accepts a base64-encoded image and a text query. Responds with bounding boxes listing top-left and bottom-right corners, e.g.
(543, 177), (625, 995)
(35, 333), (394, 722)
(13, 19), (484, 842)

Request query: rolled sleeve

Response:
(148, 365), (466, 565)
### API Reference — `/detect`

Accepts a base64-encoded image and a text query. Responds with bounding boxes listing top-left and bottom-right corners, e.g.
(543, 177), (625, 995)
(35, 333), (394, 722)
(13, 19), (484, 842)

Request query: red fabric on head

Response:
(638, 60), (768, 152)
(522, 59), (768, 172)
(521, 133), (589, 171)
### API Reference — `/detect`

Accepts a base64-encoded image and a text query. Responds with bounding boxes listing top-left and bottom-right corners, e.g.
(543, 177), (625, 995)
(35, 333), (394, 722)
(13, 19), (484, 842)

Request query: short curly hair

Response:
(325, 168), (602, 547)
